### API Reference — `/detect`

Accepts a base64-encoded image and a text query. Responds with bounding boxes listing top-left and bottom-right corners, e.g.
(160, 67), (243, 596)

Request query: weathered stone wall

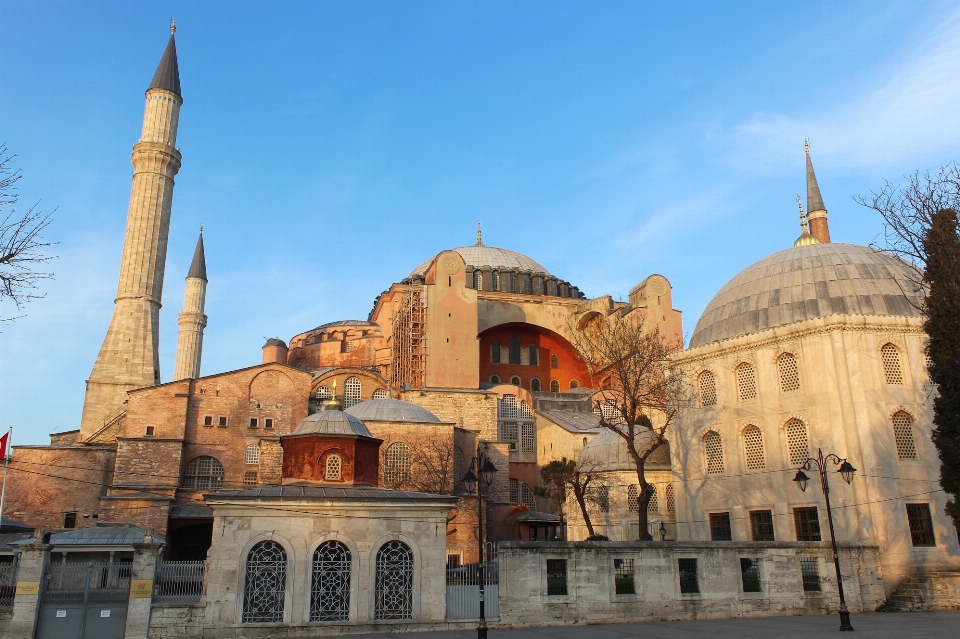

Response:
(148, 603), (206, 638)
(401, 389), (498, 442)
(497, 541), (885, 626)
(885, 571), (960, 611)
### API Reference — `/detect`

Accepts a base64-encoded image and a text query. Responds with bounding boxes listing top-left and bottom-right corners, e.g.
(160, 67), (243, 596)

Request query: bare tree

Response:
(408, 436), (455, 495)
(0, 143), (57, 320)
(569, 312), (688, 540)
(539, 457), (602, 539)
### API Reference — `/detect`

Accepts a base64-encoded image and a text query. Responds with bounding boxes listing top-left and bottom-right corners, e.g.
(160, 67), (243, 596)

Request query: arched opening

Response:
(242, 540), (287, 623)
(311, 541), (351, 621)
(375, 541), (414, 620)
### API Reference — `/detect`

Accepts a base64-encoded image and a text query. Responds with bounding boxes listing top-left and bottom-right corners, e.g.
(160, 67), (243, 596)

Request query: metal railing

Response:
(0, 557), (18, 607)
(153, 560), (206, 603)
(42, 561), (131, 605)
(446, 557), (499, 620)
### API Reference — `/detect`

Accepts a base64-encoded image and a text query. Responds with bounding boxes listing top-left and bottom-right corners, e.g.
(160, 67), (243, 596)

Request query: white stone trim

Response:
(304, 533), (361, 624)
(236, 532), (297, 626)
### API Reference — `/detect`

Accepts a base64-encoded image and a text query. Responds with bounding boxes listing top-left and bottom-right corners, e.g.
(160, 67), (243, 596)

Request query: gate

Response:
(36, 561), (130, 639)
(446, 555), (498, 620)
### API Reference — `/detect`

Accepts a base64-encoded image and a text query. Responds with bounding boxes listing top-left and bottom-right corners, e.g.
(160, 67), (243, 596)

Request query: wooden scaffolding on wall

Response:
(391, 284), (426, 389)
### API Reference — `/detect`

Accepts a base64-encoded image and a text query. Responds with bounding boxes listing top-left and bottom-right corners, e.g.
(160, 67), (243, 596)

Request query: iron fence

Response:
(153, 560), (206, 603)
(446, 557), (499, 620)
(0, 557), (18, 608)
(42, 561), (131, 606)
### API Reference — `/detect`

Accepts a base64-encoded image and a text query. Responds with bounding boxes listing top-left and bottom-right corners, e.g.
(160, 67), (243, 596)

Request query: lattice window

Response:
(520, 482), (536, 508)
(498, 395), (518, 418)
(375, 541), (413, 620)
(492, 272), (500, 291)
(742, 425), (765, 470)
(594, 400), (623, 425)
(521, 422), (536, 453)
(778, 353), (800, 392)
(550, 380), (560, 392)
(882, 343), (904, 385)
(800, 557), (821, 592)
(893, 411), (917, 460)
(597, 485), (610, 512)
(499, 422), (518, 441)
(906, 503), (936, 546)
(242, 541), (287, 623)
(551, 354), (559, 369)
(703, 431), (724, 474)
(628, 485), (639, 512)
(343, 377), (361, 408)
(509, 478), (520, 503)
(519, 401), (533, 418)
(383, 443), (411, 486)
(182, 456), (224, 490)
(736, 363), (757, 401)
(665, 484), (675, 513)
(325, 455), (342, 480)
(473, 271), (482, 289)
(510, 274), (517, 292)
(698, 371), (717, 406)
(245, 445), (260, 465)
(786, 418), (809, 468)
(373, 389), (387, 399)
(311, 541), (351, 622)
(243, 471), (258, 485)
(315, 386), (331, 400)
(647, 485), (660, 513)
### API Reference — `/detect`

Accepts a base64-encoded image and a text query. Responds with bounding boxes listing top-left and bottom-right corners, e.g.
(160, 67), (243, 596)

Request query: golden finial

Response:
(332, 379), (337, 394)
(477, 221), (483, 246)
(171, 19), (177, 34)
(794, 194), (819, 247)
(796, 195), (807, 231)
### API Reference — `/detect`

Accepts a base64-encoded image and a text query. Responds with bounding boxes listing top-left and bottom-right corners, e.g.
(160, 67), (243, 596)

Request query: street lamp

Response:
(461, 446), (499, 639)
(793, 448), (857, 632)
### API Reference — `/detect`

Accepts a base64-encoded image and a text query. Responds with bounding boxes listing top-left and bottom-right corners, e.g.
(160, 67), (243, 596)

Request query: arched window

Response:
(509, 336), (521, 364)
(383, 443), (412, 486)
(698, 371), (717, 406)
(510, 376), (521, 386)
(491, 342), (501, 364)
(509, 273), (517, 292)
(343, 377), (361, 408)
(703, 431), (724, 475)
(647, 485), (660, 513)
(582, 436), (588, 448)
(569, 379), (579, 389)
(778, 353), (800, 392)
(882, 343), (904, 385)
(665, 484), (675, 514)
(375, 541), (414, 620)
(315, 386), (332, 400)
(242, 541), (287, 623)
(742, 425), (765, 470)
(785, 418), (810, 468)
(519, 401), (533, 418)
(551, 354), (559, 369)
(245, 445), (260, 465)
(325, 455), (342, 480)
(182, 456), (224, 490)
(492, 272), (500, 291)
(735, 363), (757, 401)
(627, 485), (639, 512)
(892, 411), (917, 460)
(520, 482), (536, 508)
(373, 389), (387, 399)
(454, 447), (464, 486)
(311, 541), (351, 622)
(550, 380), (560, 392)
(530, 378), (541, 392)
(498, 395), (518, 418)
(490, 374), (501, 384)
(473, 271), (482, 289)
(529, 345), (539, 366)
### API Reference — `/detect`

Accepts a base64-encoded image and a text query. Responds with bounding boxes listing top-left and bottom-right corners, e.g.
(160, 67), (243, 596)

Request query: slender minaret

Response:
(805, 139), (831, 243)
(174, 230), (207, 380)
(80, 25), (183, 439)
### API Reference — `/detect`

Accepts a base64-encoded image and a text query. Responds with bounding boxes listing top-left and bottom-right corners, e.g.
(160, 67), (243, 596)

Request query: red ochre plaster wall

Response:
(281, 436), (381, 486)
(479, 323), (590, 391)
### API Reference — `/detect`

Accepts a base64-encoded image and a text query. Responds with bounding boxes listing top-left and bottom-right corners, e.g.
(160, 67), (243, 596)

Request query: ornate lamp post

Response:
(461, 447), (499, 639)
(792, 448), (857, 632)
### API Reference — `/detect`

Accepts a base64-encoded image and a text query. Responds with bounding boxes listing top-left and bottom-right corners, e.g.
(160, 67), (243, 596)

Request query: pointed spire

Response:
(149, 26), (181, 98)
(805, 139), (825, 213)
(477, 221), (483, 246)
(187, 229), (206, 280)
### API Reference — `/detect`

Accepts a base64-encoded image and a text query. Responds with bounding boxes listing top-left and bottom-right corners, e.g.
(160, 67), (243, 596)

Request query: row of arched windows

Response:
(242, 539), (414, 623)
(489, 375), (579, 392)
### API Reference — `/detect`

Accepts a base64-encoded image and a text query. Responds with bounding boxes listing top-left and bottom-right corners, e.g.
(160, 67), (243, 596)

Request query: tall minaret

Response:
(174, 230), (207, 380)
(80, 25), (183, 439)
(805, 139), (831, 244)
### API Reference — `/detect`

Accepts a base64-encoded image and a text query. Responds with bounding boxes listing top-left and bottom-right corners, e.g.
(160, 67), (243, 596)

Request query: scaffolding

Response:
(391, 284), (426, 389)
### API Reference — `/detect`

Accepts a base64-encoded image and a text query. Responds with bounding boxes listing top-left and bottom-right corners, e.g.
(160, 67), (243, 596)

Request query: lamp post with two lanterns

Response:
(461, 447), (499, 639)
(792, 448), (857, 632)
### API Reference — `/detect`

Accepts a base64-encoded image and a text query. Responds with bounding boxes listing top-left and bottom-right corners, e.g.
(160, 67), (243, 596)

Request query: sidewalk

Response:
(317, 611), (960, 639)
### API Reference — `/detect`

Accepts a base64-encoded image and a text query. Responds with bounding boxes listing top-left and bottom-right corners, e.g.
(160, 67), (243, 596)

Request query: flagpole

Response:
(0, 427), (11, 529)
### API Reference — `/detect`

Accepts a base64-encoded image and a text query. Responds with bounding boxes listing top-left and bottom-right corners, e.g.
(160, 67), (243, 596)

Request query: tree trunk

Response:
(572, 485), (596, 538)
(634, 458), (653, 540)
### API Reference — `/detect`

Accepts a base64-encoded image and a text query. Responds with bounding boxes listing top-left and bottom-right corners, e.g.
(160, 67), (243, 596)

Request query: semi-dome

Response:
(291, 410), (372, 437)
(409, 245), (552, 279)
(344, 398), (441, 423)
(690, 243), (922, 349)
(579, 428), (670, 472)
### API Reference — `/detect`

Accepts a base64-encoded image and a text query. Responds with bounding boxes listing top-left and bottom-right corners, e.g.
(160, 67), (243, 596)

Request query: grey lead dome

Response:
(689, 243), (922, 349)
(409, 245), (552, 279)
(344, 398), (441, 423)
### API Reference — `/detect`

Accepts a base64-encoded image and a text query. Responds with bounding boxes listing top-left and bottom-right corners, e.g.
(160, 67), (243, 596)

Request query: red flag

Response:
(0, 431), (8, 459)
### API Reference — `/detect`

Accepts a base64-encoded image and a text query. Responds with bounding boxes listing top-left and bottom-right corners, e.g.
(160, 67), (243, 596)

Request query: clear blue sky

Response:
(3, 1), (959, 444)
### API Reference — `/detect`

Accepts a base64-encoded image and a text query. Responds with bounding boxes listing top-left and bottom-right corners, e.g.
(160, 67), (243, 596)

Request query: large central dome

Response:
(409, 245), (552, 279)
(689, 243), (922, 349)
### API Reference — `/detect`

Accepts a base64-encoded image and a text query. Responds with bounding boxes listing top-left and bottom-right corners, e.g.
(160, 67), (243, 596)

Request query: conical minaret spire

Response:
(80, 29), (184, 439)
(174, 229), (208, 380)
(805, 139), (831, 243)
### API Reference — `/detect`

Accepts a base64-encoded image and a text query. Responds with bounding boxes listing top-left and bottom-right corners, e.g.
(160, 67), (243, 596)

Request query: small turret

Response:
(262, 337), (288, 365)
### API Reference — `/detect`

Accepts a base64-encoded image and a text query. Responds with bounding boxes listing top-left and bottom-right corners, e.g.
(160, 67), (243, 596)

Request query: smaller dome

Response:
(344, 398), (441, 423)
(579, 428), (669, 472)
(263, 337), (287, 348)
(292, 410), (372, 437)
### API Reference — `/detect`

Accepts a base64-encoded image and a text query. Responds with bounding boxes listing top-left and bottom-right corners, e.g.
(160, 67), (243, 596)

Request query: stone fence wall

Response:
(496, 541), (885, 627)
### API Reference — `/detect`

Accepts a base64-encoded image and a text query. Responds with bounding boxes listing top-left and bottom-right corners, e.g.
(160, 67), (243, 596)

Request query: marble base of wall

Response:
(884, 572), (960, 612)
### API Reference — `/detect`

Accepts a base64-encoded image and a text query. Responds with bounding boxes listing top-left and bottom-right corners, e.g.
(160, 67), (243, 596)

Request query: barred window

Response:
(740, 558), (762, 592)
(343, 377), (361, 408)
(474, 271), (482, 289)
(520, 483), (536, 508)
(550, 380), (560, 392)
(311, 541), (351, 622)
(698, 371), (717, 406)
(614, 558), (635, 595)
(704, 431), (724, 474)
(750, 510), (775, 541)
(510, 274), (517, 292)
(628, 485), (639, 512)
(498, 395), (518, 418)
(245, 445), (260, 465)
(509, 478), (520, 503)
(597, 485), (610, 512)
(786, 418), (810, 468)
(892, 411), (917, 460)
(521, 422), (536, 453)
(742, 425), (765, 470)
(736, 363), (757, 401)
(325, 455), (342, 480)
(383, 443), (412, 486)
(710, 512), (732, 541)
(778, 353), (800, 392)
(647, 485), (660, 513)
(906, 503), (935, 546)
(499, 422), (518, 441)
(794, 507), (821, 541)
(800, 557), (821, 592)
(491, 342), (501, 364)
(882, 343), (904, 385)
(594, 400), (623, 424)
(678, 558), (699, 594)
(546, 559), (567, 595)
(519, 401), (533, 418)
(243, 471), (258, 486)
(373, 389), (387, 399)
(182, 456), (224, 490)
(315, 386), (331, 400)
(375, 541), (413, 620)
(492, 272), (500, 291)
(551, 354), (559, 369)
(665, 484), (675, 514)
(242, 541), (287, 623)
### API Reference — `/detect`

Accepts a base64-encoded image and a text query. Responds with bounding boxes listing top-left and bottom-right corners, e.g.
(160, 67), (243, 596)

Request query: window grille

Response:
(740, 558), (762, 592)
(509, 478), (520, 503)
(343, 377), (361, 408)
(698, 371), (717, 406)
(750, 510), (775, 541)
(551, 354), (559, 369)
(373, 389), (387, 399)
(550, 380), (560, 392)
(242, 541), (287, 623)
(678, 558), (699, 594)
(710, 513), (732, 541)
(311, 541), (351, 622)
(569, 380), (579, 389)
(344, 340), (354, 353)
(509, 336), (521, 364)
(882, 343), (904, 384)
(499, 422), (518, 441)
(892, 411), (917, 460)
(594, 400), (623, 424)
(597, 485), (610, 512)
(510, 376), (521, 386)
(742, 425), (765, 470)
(315, 386), (331, 400)
(374, 541), (413, 620)
(800, 557), (821, 591)
(383, 443), (411, 486)
(703, 431), (724, 474)
(614, 558), (635, 595)
(627, 485), (639, 512)
(519, 401), (533, 418)
(454, 447), (464, 486)
(521, 423), (536, 453)
(498, 395), (518, 418)
(778, 353), (800, 392)
(520, 483), (536, 508)
(736, 363), (757, 401)
(785, 419), (809, 468)
(326, 455), (342, 480)
(906, 503), (936, 546)
(546, 559), (567, 595)
(665, 484), (675, 513)
(491, 342), (501, 364)
(490, 375), (501, 384)
(245, 445), (260, 465)
(529, 345), (539, 366)
(794, 507), (821, 541)
(243, 471), (258, 485)
(492, 272), (500, 291)
(182, 456), (224, 490)
(510, 274), (517, 292)
(647, 485), (660, 513)
(473, 271), (482, 289)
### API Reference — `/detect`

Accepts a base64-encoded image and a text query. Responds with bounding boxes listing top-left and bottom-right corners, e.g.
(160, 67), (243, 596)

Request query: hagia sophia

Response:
(3, 26), (960, 634)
